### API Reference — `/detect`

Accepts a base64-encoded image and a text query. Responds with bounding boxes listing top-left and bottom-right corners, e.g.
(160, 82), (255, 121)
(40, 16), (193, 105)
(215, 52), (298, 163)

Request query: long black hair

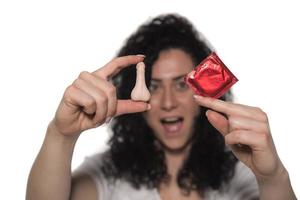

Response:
(101, 13), (237, 194)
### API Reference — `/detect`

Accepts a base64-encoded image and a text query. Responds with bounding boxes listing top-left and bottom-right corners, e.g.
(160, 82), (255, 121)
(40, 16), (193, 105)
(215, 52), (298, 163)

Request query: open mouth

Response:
(160, 117), (184, 134)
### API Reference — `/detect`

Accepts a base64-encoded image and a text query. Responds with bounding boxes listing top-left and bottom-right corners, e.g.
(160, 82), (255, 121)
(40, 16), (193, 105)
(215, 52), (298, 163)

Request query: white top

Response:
(75, 152), (259, 200)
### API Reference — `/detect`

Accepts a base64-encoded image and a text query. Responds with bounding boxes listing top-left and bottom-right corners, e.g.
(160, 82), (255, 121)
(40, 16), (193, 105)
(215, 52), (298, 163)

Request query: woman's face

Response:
(144, 48), (200, 152)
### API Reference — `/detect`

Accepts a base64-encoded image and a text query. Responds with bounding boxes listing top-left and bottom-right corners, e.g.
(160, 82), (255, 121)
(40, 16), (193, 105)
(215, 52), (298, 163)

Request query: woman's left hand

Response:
(193, 95), (286, 182)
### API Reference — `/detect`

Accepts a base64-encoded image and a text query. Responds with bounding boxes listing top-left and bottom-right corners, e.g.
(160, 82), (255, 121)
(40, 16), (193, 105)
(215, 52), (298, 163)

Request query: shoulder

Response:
(71, 172), (98, 200)
(74, 151), (109, 176)
(72, 151), (158, 200)
(71, 151), (111, 200)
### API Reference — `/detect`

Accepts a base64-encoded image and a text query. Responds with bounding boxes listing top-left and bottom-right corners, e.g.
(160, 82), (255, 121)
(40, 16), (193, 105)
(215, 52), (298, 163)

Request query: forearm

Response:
(258, 168), (297, 200)
(26, 122), (79, 200)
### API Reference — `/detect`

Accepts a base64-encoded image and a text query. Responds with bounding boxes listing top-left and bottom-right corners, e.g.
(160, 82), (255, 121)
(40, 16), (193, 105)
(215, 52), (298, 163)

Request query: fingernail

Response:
(193, 95), (203, 99)
(136, 54), (146, 58)
(147, 104), (151, 110)
(205, 110), (209, 117)
(105, 117), (112, 124)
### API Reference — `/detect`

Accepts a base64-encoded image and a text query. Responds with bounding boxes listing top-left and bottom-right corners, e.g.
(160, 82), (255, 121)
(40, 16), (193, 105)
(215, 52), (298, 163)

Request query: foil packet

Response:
(185, 52), (238, 98)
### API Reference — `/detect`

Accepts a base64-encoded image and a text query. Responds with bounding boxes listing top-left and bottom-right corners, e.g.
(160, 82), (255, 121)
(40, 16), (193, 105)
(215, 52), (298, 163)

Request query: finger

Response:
(206, 110), (229, 135)
(93, 55), (145, 79)
(64, 85), (96, 115)
(228, 115), (270, 133)
(73, 78), (108, 124)
(194, 95), (266, 120)
(115, 100), (151, 116)
(225, 130), (270, 150)
(78, 71), (117, 119)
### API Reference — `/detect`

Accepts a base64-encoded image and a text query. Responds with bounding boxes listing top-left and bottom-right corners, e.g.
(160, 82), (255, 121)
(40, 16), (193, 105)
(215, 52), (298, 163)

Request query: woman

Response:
(26, 14), (296, 200)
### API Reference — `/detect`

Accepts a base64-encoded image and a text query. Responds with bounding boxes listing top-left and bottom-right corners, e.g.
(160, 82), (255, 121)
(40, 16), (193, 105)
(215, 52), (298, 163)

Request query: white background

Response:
(0, 0), (299, 198)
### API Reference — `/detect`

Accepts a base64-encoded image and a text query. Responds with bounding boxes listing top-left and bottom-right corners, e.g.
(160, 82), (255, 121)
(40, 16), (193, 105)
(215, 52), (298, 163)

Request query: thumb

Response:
(115, 100), (150, 116)
(206, 110), (229, 136)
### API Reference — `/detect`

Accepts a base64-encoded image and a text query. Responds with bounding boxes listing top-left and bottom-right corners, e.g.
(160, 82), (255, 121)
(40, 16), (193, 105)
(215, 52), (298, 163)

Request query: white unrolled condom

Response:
(131, 62), (151, 101)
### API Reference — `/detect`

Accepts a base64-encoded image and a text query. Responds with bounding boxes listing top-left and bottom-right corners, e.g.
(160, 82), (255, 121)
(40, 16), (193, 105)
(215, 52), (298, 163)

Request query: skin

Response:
(144, 49), (202, 199)
(144, 49), (199, 152)
(26, 55), (150, 200)
(193, 95), (296, 199)
(26, 51), (296, 200)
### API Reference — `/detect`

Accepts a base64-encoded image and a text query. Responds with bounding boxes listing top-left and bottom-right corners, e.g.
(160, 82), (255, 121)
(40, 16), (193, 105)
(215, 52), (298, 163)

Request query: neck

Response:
(164, 144), (191, 183)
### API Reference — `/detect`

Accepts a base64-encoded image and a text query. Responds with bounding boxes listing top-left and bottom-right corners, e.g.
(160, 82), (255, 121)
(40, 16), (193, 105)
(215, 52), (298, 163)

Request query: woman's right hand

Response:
(50, 55), (150, 137)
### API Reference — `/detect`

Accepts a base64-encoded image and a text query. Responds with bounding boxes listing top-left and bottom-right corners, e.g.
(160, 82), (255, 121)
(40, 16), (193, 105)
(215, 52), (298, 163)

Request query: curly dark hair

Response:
(101, 13), (237, 194)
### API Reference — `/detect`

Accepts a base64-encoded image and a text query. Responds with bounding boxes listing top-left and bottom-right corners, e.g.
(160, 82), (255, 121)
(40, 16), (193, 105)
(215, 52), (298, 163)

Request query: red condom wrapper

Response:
(184, 52), (238, 98)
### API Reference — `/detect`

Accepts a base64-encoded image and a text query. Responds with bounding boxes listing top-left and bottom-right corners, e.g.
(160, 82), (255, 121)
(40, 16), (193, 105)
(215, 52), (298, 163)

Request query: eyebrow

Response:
(151, 73), (187, 82)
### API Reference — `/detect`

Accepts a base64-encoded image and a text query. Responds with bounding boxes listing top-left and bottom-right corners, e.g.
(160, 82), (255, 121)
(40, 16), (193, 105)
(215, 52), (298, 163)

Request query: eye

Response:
(175, 80), (189, 91)
(149, 81), (159, 92)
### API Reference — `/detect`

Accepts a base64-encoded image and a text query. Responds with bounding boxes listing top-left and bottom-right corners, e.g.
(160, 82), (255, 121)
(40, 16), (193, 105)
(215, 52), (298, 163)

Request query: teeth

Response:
(161, 117), (182, 123)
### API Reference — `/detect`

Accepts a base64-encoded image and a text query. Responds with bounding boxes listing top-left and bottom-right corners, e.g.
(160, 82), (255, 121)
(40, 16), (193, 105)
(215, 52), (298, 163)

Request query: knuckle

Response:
(253, 106), (264, 114)
(252, 106), (260, 110)
(252, 107), (268, 122)
(78, 71), (90, 79)
(227, 102), (234, 109)
(208, 97), (215, 104)
(72, 78), (82, 88)
(85, 98), (96, 108)
(259, 108), (268, 122)
(63, 85), (75, 99)
(107, 85), (116, 96)
(228, 117), (239, 130)
(97, 94), (108, 105)
(260, 133), (270, 144)
(252, 106), (262, 113)
(233, 131), (242, 141)
(206, 98), (216, 108)
(259, 111), (269, 122)
(65, 85), (74, 93)
(226, 102), (235, 112)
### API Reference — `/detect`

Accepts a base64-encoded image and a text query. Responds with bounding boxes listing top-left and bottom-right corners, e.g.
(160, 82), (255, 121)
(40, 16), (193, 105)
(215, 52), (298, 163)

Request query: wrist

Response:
(257, 166), (288, 187)
(46, 121), (79, 146)
(255, 160), (287, 186)
(257, 165), (296, 200)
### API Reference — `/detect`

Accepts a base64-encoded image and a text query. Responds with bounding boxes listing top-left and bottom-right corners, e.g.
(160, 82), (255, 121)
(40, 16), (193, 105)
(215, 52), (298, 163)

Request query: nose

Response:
(160, 87), (178, 111)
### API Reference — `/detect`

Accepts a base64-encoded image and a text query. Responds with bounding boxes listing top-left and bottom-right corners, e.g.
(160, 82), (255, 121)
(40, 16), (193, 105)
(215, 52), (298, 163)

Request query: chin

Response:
(158, 139), (192, 154)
